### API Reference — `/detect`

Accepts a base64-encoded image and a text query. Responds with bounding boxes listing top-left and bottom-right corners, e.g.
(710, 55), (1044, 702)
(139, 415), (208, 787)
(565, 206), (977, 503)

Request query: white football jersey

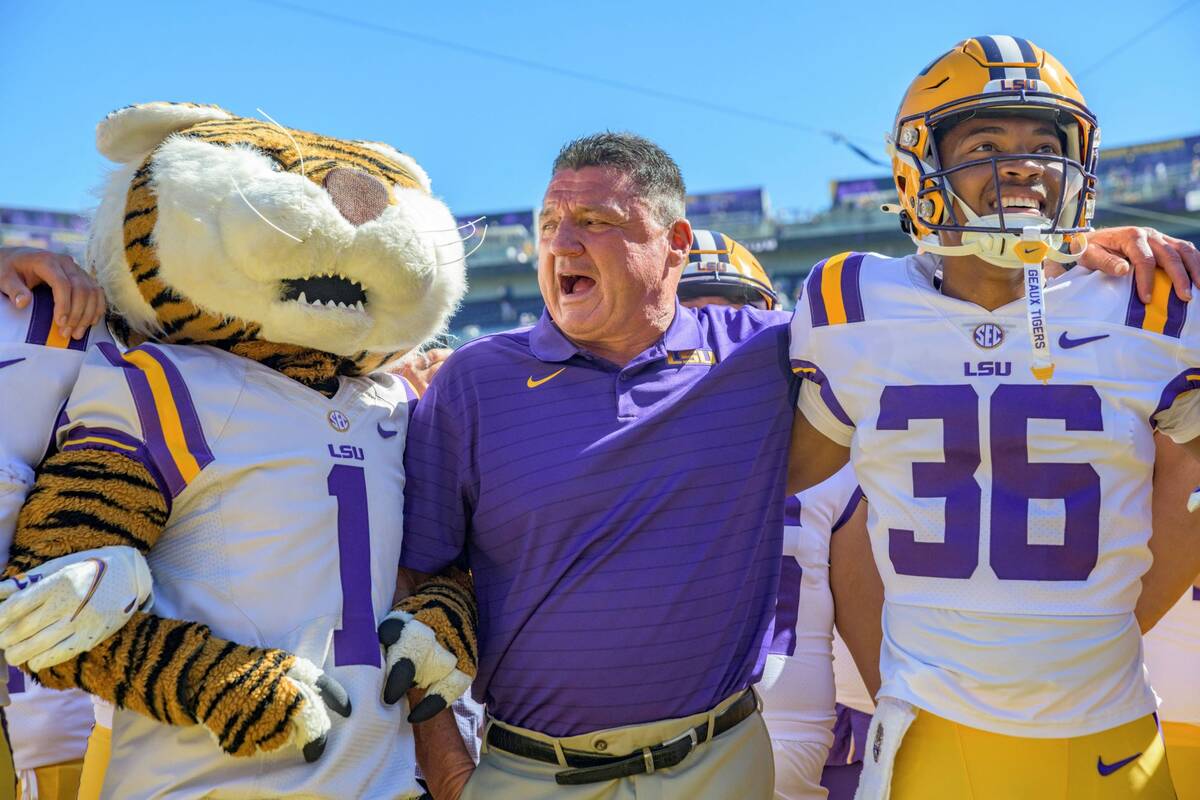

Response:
(1143, 586), (1200, 725)
(789, 251), (1200, 738)
(0, 286), (111, 563)
(0, 286), (111, 710)
(60, 342), (420, 799)
(5, 666), (91, 770)
(759, 464), (862, 745)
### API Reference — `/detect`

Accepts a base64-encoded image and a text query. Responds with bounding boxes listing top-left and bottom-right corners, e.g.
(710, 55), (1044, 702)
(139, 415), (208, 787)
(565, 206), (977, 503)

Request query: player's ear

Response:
(667, 219), (693, 271)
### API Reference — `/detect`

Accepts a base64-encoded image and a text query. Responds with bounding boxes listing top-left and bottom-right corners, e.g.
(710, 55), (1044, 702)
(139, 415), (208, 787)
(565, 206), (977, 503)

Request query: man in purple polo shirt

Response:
(401, 132), (795, 798)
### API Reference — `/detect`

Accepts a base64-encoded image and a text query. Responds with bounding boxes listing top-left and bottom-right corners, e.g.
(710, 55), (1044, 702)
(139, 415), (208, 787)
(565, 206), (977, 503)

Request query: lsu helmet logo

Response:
(973, 323), (1004, 349)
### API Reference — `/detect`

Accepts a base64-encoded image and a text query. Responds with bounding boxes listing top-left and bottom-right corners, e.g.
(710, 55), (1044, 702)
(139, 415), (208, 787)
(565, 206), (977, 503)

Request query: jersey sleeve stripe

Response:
(1149, 368), (1200, 429)
(821, 253), (850, 325)
(95, 342), (188, 497)
(60, 425), (173, 501)
(840, 253), (866, 324)
(790, 358), (852, 426)
(1130, 270), (1188, 338)
(831, 486), (864, 534)
(24, 286), (81, 349)
(122, 346), (213, 486)
(807, 261), (830, 327)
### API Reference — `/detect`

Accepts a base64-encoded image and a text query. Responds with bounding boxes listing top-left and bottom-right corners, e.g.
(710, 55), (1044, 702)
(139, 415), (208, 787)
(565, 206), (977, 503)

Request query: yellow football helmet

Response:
(887, 35), (1099, 269)
(679, 230), (778, 310)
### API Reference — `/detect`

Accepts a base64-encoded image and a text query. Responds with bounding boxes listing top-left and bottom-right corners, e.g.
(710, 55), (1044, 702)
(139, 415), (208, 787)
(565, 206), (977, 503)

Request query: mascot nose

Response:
(323, 168), (389, 226)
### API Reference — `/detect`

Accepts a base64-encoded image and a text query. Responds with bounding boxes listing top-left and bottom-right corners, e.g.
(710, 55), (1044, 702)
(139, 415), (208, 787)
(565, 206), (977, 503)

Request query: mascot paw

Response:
(379, 610), (473, 723)
(0, 545), (153, 670)
(284, 657), (353, 762)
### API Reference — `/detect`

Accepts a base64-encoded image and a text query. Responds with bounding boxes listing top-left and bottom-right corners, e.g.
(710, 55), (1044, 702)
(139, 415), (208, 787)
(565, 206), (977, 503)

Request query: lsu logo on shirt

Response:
(667, 349), (716, 366)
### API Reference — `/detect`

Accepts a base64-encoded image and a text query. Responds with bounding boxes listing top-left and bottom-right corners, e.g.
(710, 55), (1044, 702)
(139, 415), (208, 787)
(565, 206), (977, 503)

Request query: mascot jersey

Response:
(0, 286), (107, 762)
(58, 341), (419, 799)
(789, 251), (1200, 738)
(759, 464), (861, 746)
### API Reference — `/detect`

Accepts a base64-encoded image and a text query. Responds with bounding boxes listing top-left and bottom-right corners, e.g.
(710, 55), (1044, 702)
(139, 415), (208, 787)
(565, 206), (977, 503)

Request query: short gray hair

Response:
(552, 132), (687, 227)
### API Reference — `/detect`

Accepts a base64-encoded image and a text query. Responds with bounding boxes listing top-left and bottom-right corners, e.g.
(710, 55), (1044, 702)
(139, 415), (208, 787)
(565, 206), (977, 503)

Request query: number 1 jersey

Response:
(59, 342), (420, 799)
(788, 251), (1200, 738)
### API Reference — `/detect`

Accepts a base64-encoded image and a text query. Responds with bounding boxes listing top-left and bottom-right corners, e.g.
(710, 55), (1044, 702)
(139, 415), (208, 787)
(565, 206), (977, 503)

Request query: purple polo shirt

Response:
(401, 302), (796, 736)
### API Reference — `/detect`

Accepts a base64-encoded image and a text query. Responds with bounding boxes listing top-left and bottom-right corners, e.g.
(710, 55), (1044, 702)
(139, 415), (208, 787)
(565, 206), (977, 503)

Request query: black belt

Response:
(485, 689), (759, 786)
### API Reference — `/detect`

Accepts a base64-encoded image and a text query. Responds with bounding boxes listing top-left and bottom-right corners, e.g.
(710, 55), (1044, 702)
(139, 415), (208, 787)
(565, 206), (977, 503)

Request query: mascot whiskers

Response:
(0, 102), (478, 799)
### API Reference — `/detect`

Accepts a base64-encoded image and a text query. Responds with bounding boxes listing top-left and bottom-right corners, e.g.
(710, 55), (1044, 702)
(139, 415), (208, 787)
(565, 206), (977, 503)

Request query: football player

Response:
(788, 36), (1200, 799)
(680, 232), (870, 800)
(0, 247), (136, 800)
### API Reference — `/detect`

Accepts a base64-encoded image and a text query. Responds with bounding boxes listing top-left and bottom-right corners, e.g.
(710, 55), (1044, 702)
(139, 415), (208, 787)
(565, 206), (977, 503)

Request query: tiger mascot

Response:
(0, 102), (478, 799)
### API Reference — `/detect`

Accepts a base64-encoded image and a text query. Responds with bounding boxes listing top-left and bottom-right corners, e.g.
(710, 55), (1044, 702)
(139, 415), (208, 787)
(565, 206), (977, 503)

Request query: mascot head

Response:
(88, 102), (467, 387)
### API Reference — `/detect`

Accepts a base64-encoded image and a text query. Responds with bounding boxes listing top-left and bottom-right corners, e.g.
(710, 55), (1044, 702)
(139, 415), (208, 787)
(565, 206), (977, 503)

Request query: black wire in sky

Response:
(1076, 0), (1198, 77)
(243, 0), (887, 166)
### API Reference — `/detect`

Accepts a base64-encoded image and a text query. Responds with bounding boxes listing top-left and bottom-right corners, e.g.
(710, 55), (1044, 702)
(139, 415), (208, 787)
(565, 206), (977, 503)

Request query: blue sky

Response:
(2, 0), (1196, 218)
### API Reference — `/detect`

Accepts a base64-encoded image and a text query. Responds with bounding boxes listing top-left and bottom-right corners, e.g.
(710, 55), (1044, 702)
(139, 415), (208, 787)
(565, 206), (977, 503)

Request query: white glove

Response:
(379, 609), (472, 722)
(0, 545), (153, 671)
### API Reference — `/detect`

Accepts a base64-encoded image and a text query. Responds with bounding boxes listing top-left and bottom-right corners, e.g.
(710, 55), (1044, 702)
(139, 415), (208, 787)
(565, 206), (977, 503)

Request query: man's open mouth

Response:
(990, 194), (1046, 216)
(281, 274), (367, 311)
(559, 274), (596, 296)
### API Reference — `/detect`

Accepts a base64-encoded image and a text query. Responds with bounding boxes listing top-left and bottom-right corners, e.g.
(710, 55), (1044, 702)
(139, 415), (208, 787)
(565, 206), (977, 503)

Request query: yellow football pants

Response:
(76, 723), (110, 800)
(0, 710), (13, 800)
(16, 759), (83, 800)
(892, 711), (1176, 799)
(1164, 722), (1200, 800)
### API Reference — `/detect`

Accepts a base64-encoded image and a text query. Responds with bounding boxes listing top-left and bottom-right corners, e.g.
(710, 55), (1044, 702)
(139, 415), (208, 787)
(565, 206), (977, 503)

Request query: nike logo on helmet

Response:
(1097, 752), (1141, 776)
(377, 423), (398, 439)
(1058, 332), (1110, 349)
(527, 368), (566, 389)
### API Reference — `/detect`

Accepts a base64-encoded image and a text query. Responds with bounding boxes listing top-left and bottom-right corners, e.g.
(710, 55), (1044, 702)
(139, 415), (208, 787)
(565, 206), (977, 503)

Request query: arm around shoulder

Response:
(1136, 433), (1200, 632)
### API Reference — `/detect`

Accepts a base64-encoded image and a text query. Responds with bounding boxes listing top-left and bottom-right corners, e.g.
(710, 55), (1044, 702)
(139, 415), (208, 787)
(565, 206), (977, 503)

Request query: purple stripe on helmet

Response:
(808, 262), (829, 327)
(1013, 37), (1041, 80)
(24, 286), (55, 346)
(95, 342), (187, 497)
(133, 345), (214, 471)
(1149, 367), (1200, 429)
(840, 253), (866, 324)
(1125, 280), (1147, 330)
(791, 358), (852, 426)
(832, 486), (864, 534)
(975, 36), (1006, 80)
(1164, 290), (1188, 339)
(783, 494), (802, 527)
(61, 424), (173, 506)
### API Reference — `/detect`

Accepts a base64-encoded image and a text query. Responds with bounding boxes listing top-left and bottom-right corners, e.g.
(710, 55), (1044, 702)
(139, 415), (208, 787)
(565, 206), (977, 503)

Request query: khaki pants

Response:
(463, 693), (775, 800)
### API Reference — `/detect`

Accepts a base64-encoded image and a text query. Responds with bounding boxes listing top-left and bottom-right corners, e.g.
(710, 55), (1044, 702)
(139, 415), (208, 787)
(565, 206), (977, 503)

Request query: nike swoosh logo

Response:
(0, 358), (26, 370)
(376, 422), (398, 439)
(1097, 752), (1141, 776)
(70, 559), (106, 622)
(527, 368), (566, 389)
(11, 573), (42, 591)
(1058, 332), (1110, 349)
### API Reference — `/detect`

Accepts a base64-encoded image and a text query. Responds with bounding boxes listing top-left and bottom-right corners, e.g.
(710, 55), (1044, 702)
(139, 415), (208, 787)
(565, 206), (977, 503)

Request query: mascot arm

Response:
(379, 566), (478, 722)
(3, 448), (349, 760)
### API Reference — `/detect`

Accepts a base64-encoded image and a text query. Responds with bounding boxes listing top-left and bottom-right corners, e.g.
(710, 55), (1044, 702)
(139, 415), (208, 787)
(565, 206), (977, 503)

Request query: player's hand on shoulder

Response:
(379, 567), (477, 723)
(0, 246), (105, 339)
(1080, 226), (1200, 303)
(0, 545), (153, 670)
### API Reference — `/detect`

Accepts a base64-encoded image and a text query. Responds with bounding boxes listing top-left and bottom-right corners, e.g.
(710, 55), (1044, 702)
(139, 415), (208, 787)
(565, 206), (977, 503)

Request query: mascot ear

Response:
(97, 102), (234, 164)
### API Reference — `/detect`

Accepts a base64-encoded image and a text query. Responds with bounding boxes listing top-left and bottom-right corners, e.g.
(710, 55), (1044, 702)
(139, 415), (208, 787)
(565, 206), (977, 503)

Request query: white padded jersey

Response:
(789, 251), (1200, 737)
(759, 465), (862, 745)
(59, 342), (420, 799)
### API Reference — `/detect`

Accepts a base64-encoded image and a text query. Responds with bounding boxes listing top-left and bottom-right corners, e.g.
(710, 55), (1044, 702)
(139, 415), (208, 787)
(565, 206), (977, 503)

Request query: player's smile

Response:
(987, 188), (1047, 216)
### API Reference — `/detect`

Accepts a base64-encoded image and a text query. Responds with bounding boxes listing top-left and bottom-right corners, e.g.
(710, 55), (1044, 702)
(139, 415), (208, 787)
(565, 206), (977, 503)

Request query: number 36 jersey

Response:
(789, 251), (1200, 738)
(58, 342), (420, 799)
